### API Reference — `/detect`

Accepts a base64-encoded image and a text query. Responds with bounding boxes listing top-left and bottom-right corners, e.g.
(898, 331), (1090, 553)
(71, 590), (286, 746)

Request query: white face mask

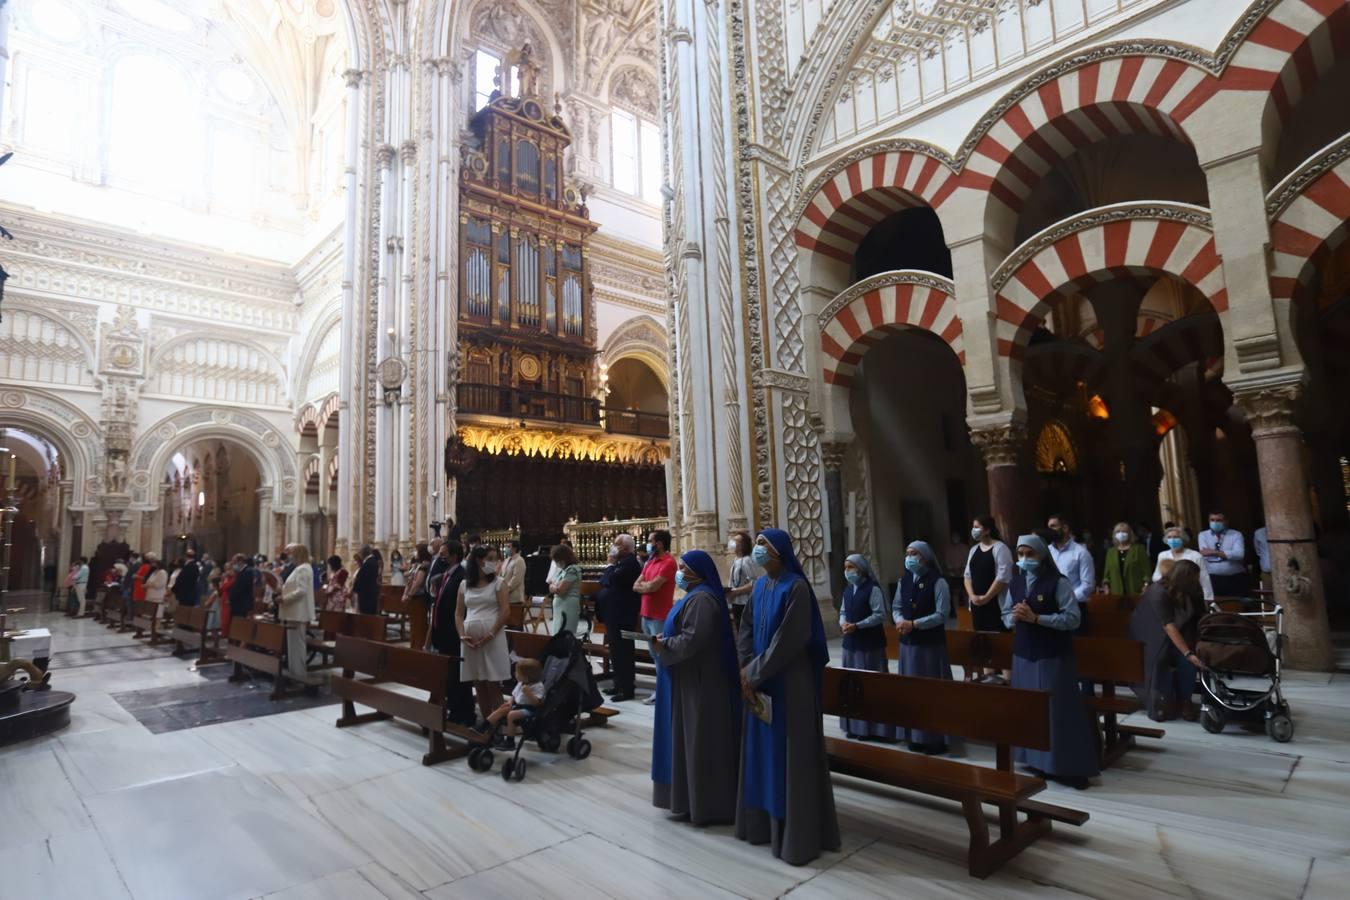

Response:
(727, 540), (738, 553)
(1115, 531), (1131, 544)
(483, 562), (498, 575)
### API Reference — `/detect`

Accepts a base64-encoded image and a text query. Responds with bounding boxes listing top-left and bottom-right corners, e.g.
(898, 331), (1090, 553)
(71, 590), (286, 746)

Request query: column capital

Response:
(376, 143), (397, 168)
(820, 440), (848, 473)
(1234, 383), (1302, 439)
(342, 68), (364, 89)
(969, 420), (1027, 468)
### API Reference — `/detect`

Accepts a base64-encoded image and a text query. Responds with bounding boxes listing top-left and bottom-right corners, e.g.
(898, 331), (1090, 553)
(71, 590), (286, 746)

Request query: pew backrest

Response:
(334, 634), (449, 696)
(319, 609), (388, 642)
(228, 617), (286, 655)
(379, 584), (408, 614)
(822, 666), (1050, 751)
(1082, 594), (1138, 638)
(1073, 636), (1145, 684)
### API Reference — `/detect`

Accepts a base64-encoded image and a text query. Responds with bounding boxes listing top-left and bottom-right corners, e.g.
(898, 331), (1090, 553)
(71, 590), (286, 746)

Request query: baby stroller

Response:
(467, 625), (605, 781)
(1196, 598), (1293, 742)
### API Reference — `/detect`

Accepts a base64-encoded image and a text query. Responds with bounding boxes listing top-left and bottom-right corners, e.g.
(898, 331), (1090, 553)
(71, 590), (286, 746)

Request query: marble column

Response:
(1236, 385), (1333, 671)
(257, 489), (273, 558)
(820, 440), (847, 628)
(335, 67), (364, 561)
(970, 420), (1029, 543)
(56, 482), (73, 567)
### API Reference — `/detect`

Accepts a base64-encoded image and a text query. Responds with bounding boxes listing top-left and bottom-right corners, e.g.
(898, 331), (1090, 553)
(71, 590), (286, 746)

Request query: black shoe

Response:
(1051, 775), (1090, 790)
(495, 735), (515, 750)
(608, 691), (635, 702)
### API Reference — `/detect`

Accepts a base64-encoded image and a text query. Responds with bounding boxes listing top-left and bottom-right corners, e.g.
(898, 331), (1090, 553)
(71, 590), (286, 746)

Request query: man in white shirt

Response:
(1201, 511), (1249, 597)
(1046, 513), (1095, 612)
(73, 557), (90, 617)
(1253, 525), (1271, 590)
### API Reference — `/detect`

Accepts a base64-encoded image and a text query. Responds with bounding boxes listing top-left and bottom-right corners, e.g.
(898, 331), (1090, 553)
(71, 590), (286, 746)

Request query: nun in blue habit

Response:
(735, 529), (841, 867)
(1001, 533), (1101, 789)
(838, 553), (896, 741)
(892, 540), (954, 754)
(650, 549), (741, 825)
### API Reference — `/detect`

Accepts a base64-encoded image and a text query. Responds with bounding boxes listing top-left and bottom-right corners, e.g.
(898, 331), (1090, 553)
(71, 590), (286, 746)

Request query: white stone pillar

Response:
(0, 0), (12, 128)
(396, 138), (416, 550)
(257, 488), (273, 558)
(336, 67), (364, 558)
(56, 482), (73, 568)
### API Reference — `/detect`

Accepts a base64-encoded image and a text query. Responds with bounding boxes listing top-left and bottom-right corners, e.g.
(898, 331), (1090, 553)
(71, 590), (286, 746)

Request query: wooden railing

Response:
(458, 383), (600, 426)
(563, 516), (671, 566)
(603, 408), (669, 438)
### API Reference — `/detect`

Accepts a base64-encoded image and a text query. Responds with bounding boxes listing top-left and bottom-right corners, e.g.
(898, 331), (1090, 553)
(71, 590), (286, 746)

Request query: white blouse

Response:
(1152, 548), (1214, 601)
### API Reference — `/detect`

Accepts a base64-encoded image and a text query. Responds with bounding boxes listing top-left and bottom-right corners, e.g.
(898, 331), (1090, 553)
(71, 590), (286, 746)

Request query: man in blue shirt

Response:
(1046, 513), (1095, 615)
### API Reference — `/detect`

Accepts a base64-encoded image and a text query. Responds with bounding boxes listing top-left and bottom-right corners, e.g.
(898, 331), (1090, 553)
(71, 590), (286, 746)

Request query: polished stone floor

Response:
(3, 606), (1349, 900)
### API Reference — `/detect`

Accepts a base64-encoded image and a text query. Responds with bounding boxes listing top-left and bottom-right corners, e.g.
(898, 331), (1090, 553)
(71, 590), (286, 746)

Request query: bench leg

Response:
(963, 798), (1052, 879)
(228, 662), (249, 683)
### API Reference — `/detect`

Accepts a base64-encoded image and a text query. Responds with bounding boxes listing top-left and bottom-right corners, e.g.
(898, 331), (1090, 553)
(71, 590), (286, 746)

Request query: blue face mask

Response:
(751, 544), (771, 567)
(1166, 537), (1184, 550)
(844, 570), (860, 585)
(904, 556), (923, 574)
(1209, 521), (1225, 533)
(646, 542), (655, 555)
(970, 527), (984, 542)
(1017, 557), (1040, 574)
(674, 571), (689, 591)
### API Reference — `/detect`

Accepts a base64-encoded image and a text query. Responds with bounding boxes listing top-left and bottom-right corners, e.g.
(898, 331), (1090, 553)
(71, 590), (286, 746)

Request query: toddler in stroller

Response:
(467, 629), (604, 781)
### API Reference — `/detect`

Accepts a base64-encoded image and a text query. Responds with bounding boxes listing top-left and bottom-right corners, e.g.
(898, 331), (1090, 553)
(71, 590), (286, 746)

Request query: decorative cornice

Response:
(818, 269), (956, 328)
(1266, 133), (1350, 221)
(457, 424), (668, 465)
(755, 369), (812, 394)
(990, 203), (1213, 293)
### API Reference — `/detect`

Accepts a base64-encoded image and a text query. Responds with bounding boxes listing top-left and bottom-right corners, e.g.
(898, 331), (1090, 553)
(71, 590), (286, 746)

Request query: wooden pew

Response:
(131, 600), (170, 647)
(331, 635), (477, 765)
(943, 631), (1164, 767)
(1081, 593), (1139, 638)
(379, 584), (409, 642)
(822, 666), (1088, 879)
(172, 605), (225, 667)
(226, 618), (304, 700)
(100, 592), (127, 630)
(507, 629), (619, 727)
(308, 610), (388, 669)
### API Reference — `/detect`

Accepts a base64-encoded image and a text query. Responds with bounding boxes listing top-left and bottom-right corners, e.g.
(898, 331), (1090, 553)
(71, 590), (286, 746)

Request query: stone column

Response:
(820, 440), (847, 621)
(1236, 385), (1333, 671)
(970, 420), (1029, 543)
(257, 489), (273, 558)
(56, 482), (73, 568)
(335, 67), (364, 560)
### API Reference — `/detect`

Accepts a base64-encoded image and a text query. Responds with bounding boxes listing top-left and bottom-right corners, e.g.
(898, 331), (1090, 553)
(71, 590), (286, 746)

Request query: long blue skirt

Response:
(898, 639), (952, 747)
(839, 646), (897, 739)
(1012, 653), (1101, 777)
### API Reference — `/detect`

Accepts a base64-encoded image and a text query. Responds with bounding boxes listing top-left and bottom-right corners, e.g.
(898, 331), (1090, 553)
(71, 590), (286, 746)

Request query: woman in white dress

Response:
(389, 550), (406, 587)
(457, 544), (511, 723)
(1151, 525), (1214, 601)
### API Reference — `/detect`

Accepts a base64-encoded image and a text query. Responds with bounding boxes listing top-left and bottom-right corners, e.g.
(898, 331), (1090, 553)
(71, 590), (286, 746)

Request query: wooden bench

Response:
(172, 605), (225, 667)
(507, 629), (619, 727)
(822, 666), (1088, 879)
(307, 610), (389, 668)
(943, 631), (1164, 767)
(226, 618), (305, 700)
(131, 600), (170, 647)
(331, 635), (477, 765)
(379, 584), (409, 642)
(100, 592), (127, 630)
(1081, 593), (1139, 638)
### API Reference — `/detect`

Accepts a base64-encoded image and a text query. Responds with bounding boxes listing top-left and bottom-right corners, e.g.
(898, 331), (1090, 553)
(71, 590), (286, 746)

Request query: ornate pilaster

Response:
(1233, 383), (1333, 671)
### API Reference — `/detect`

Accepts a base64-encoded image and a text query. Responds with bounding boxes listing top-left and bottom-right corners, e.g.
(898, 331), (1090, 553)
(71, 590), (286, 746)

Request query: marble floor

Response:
(3, 607), (1349, 900)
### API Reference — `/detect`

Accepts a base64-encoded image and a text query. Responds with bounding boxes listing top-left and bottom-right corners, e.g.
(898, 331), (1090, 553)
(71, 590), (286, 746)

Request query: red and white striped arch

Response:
(965, 57), (1218, 215)
(796, 150), (958, 264)
(993, 212), (1227, 358)
(820, 274), (963, 387)
(1269, 149), (1350, 305)
(1222, 0), (1350, 123)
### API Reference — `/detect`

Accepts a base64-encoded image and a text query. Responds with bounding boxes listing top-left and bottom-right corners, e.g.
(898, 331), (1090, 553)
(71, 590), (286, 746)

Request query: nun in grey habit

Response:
(891, 540), (954, 754)
(837, 553), (896, 740)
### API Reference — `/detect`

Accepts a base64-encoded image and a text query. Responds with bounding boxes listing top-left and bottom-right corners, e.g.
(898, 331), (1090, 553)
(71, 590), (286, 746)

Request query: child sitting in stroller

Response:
(479, 658), (544, 745)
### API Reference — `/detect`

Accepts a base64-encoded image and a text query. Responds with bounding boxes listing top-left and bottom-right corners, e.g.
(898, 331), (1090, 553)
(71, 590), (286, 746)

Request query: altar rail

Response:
(564, 516), (670, 566)
(477, 526), (522, 548)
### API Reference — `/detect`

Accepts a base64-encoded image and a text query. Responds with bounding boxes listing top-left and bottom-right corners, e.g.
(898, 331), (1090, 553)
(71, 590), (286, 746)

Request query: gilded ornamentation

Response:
(457, 424), (668, 465)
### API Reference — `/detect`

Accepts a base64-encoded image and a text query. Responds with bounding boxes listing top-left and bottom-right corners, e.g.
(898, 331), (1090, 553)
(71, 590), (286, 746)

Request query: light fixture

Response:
(197, 490), (205, 507)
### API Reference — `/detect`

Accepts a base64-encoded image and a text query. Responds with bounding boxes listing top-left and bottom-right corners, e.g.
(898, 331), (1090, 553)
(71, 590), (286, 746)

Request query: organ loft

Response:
(449, 45), (668, 546)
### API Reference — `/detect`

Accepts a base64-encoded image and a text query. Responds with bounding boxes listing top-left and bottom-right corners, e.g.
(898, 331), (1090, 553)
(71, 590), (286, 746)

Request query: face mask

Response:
(1017, 558), (1040, 574)
(646, 543), (655, 555)
(844, 570), (860, 585)
(611, 546), (622, 558)
(1115, 531), (1131, 544)
(1166, 537), (1184, 550)
(727, 540), (738, 553)
(751, 544), (771, 567)
(674, 571), (689, 590)
(1209, 521), (1225, 533)
(483, 562), (498, 575)
(971, 527), (983, 542)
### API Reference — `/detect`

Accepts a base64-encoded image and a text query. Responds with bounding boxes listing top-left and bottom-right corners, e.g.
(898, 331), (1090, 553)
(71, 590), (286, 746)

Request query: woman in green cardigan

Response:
(1100, 522), (1151, 596)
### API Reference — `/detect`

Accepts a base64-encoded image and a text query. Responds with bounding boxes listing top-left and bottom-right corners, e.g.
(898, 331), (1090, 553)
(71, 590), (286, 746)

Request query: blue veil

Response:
(651, 550), (742, 786)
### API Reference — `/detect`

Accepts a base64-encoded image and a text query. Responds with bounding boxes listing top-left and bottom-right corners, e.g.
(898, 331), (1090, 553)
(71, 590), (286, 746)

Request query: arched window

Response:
(109, 56), (202, 190)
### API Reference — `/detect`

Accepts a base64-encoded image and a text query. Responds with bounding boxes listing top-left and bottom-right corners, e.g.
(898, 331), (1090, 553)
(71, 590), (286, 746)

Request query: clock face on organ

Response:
(517, 355), (541, 381)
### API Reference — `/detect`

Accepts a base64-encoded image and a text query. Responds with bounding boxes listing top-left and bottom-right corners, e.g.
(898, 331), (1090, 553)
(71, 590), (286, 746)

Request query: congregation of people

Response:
(64, 507), (1266, 869)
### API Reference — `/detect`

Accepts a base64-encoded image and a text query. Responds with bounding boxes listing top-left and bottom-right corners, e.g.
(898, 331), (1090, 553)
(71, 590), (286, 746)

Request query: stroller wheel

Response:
(1200, 705), (1226, 735)
(568, 737), (592, 760)
(538, 733), (561, 754)
(512, 758), (528, 781)
(501, 758), (516, 781)
(468, 747), (494, 772)
(1266, 713), (1294, 743)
